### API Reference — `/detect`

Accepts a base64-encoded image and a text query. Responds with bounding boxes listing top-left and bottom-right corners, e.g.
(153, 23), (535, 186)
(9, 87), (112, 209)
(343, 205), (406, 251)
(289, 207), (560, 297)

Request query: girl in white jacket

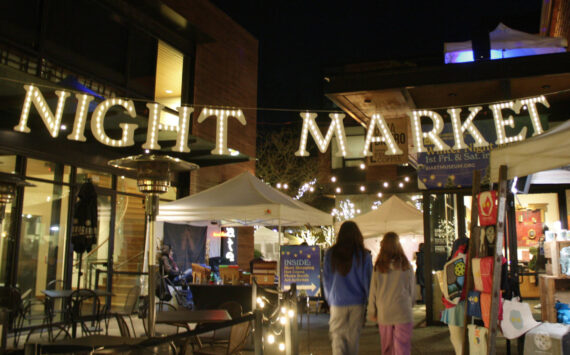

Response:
(368, 232), (416, 355)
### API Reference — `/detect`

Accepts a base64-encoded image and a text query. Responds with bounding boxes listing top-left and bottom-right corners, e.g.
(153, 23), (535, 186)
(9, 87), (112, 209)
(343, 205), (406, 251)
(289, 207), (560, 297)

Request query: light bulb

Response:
(267, 334), (275, 344)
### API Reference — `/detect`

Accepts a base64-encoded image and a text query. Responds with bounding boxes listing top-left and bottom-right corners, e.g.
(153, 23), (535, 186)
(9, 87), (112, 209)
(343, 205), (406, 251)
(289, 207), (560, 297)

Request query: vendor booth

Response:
(337, 195), (424, 262)
(490, 119), (570, 327)
(155, 172), (333, 309)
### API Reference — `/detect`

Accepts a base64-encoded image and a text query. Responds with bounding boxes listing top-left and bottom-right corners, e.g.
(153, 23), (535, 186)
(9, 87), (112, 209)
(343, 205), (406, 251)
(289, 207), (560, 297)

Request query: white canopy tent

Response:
(340, 195), (424, 239)
(489, 119), (570, 183)
(157, 172), (333, 227)
(336, 195), (424, 263)
(157, 172), (332, 282)
(444, 23), (567, 63)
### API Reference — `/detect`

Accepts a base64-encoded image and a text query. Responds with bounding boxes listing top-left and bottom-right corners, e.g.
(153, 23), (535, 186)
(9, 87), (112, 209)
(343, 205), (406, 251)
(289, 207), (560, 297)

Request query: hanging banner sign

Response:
(417, 113), (548, 189)
(280, 245), (321, 296)
(368, 117), (409, 166)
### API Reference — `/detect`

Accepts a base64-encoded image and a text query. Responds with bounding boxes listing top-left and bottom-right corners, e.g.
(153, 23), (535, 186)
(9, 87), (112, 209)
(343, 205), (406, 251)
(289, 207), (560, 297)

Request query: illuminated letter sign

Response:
(410, 110), (451, 153)
(15, 85), (70, 137)
(295, 112), (348, 157)
(362, 113), (403, 156)
(224, 228), (236, 263)
(447, 106), (489, 150)
(197, 109), (246, 155)
(91, 98), (138, 147)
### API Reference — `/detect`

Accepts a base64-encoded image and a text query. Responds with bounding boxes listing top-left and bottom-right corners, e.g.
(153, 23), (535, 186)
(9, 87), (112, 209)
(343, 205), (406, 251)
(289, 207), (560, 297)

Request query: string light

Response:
(294, 179), (317, 200)
(331, 176), (337, 183)
(331, 199), (356, 221)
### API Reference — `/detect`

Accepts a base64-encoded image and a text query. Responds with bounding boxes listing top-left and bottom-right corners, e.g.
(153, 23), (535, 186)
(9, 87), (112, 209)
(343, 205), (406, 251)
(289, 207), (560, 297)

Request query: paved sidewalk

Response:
(291, 303), (530, 355)
(16, 301), (540, 354)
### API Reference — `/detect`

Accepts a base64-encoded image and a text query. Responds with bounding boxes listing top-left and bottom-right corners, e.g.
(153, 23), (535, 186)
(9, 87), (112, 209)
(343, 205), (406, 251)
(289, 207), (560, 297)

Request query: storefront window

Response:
(76, 168), (112, 189)
(72, 194), (112, 291)
(16, 181), (69, 298)
(112, 194), (145, 285)
(0, 154), (17, 174)
(27, 158), (71, 183)
(0, 195), (15, 286)
(515, 192), (559, 262)
(116, 176), (140, 195)
(427, 193), (462, 323)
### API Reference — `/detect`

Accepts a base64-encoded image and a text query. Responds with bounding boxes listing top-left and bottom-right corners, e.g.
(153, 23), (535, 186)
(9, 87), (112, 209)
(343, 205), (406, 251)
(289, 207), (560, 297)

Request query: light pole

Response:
(108, 154), (198, 337)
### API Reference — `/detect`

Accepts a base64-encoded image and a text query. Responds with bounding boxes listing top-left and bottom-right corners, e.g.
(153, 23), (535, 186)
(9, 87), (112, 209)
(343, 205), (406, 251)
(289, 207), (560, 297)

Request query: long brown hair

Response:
(330, 221), (367, 276)
(374, 232), (411, 273)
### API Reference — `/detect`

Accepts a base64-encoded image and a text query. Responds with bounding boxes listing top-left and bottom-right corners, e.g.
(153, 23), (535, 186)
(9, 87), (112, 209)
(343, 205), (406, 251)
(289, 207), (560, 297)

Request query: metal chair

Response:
(194, 317), (251, 355)
(200, 301), (243, 346)
(106, 285), (140, 337)
(0, 286), (26, 347)
(65, 289), (104, 337)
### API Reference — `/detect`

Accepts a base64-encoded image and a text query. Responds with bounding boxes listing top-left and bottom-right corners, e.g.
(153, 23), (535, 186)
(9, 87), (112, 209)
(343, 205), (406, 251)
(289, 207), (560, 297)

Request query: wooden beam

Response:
(462, 169), (481, 355)
(487, 165), (508, 354)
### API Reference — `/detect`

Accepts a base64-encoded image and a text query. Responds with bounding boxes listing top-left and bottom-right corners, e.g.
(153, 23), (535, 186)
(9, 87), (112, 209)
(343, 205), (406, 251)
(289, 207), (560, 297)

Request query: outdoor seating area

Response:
(1, 286), (257, 354)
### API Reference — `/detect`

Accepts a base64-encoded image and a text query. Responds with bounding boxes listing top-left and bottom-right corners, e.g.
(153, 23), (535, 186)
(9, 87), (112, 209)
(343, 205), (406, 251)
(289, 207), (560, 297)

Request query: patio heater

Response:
(108, 154), (198, 337)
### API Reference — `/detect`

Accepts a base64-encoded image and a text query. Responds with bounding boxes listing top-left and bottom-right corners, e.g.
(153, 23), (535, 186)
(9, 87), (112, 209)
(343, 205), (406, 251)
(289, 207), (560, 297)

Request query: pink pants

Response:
(378, 322), (413, 355)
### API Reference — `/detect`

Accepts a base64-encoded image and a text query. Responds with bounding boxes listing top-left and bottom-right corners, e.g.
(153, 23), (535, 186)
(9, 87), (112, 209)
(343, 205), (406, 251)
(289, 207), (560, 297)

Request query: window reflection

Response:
(17, 181), (69, 298)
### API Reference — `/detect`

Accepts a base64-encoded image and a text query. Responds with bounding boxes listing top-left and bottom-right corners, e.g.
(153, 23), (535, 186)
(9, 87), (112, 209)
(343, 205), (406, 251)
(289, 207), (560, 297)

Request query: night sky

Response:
(211, 0), (543, 127)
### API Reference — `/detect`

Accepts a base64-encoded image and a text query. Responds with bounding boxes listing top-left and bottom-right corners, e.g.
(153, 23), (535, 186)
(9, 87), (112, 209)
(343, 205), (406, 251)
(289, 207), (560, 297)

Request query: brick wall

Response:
(163, 1), (258, 273)
(163, 0), (258, 193)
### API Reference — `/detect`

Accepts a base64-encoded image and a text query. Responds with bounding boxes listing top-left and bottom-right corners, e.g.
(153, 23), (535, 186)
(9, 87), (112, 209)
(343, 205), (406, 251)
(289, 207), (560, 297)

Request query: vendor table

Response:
(189, 284), (278, 312)
(156, 309), (231, 324)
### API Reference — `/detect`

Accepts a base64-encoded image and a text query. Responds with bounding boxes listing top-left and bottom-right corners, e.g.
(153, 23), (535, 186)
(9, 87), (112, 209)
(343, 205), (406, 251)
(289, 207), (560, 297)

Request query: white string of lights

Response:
(294, 179), (316, 200)
(255, 290), (297, 352)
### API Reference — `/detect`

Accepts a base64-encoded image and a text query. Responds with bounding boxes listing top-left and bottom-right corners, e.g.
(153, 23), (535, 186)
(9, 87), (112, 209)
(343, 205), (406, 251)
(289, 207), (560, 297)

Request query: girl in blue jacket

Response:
(323, 221), (372, 355)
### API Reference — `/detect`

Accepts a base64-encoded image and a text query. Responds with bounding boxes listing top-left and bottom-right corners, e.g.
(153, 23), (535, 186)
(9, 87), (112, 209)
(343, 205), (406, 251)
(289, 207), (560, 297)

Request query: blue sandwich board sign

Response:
(280, 245), (321, 297)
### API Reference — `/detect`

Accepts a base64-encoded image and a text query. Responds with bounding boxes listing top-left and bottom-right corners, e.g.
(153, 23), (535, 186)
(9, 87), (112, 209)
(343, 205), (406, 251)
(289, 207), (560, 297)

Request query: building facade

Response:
(0, 0), (257, 305)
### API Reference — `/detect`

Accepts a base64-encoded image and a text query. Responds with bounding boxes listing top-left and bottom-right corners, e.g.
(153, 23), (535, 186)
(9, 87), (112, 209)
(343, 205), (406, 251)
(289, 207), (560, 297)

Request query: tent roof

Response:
(490, 120), (570, 182)
(444, 23), (568, 53)
(339, 195), (423, 239)
(157, 172), (333, 226)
